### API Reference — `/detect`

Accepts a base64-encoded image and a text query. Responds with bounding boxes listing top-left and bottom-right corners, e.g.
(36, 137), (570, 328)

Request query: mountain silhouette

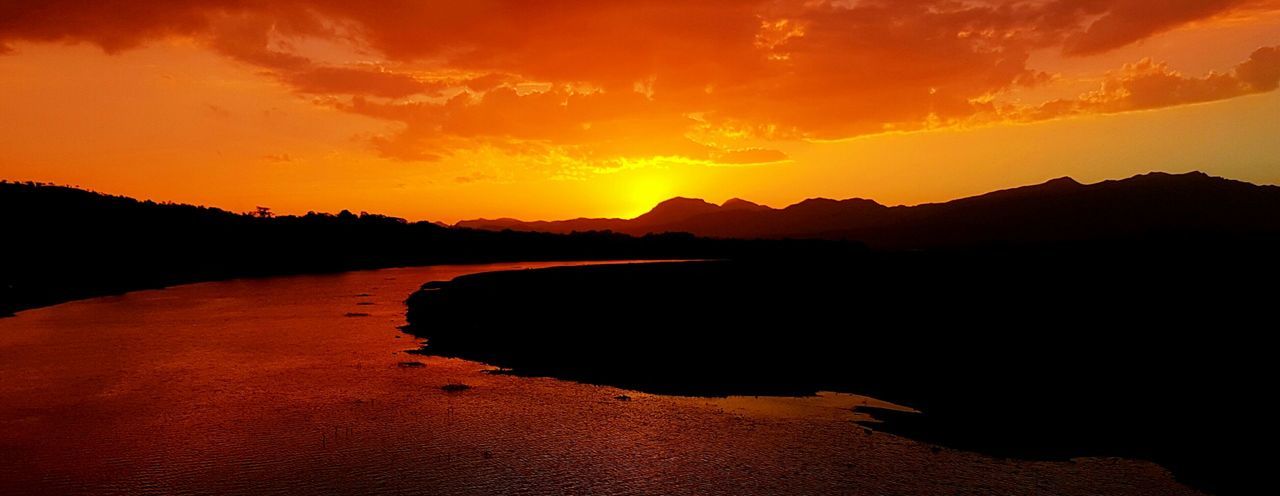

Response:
(457, 197), (746, 234)
(457, 171), (1280, 247)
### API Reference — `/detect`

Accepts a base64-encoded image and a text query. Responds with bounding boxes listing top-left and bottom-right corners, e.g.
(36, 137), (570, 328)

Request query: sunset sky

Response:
(2, 1), (1278, 222)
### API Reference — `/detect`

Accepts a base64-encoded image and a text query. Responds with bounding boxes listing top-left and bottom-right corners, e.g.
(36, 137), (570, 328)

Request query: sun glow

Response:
(621, 174), (677, 219)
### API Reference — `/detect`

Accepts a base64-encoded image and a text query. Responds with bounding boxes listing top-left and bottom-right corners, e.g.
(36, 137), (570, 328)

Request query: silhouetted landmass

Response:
(405, 244), (1279, 495)
(458, 196), (771, 234)
(457, 171), (1280, 248)
(10, 172), (1280, 495)
(0, 181), (852, 316)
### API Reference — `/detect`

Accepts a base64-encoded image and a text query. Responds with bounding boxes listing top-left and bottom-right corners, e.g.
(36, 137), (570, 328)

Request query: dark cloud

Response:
(1061, 0), (1250, 56)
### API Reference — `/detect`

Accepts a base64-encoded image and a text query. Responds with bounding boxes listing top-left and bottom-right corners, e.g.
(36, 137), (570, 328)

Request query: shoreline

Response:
(0, 257), (697, 318)
(402, 256), (1276, 495)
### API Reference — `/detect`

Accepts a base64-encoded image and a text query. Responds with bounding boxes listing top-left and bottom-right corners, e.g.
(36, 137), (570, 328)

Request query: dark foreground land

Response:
(405, 239), (1279, 496)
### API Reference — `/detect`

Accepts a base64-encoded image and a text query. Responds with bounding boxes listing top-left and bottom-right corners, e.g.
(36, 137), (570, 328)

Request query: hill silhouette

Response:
(0, 180), (849, 316)
(457, 171), (1280, 247)
(453, 197), (735, 234)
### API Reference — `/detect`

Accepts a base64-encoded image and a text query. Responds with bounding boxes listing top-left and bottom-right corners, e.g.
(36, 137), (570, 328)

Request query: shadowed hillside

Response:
(457, 171), (1280, 247)
(0, 181), (851, 316)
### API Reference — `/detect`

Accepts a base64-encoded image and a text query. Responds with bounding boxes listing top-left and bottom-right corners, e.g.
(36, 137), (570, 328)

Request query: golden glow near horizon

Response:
(2, 1), (1279, 222)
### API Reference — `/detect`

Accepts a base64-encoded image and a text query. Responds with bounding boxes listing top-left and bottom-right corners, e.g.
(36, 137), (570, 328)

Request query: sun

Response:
(620, 175), (676, 219)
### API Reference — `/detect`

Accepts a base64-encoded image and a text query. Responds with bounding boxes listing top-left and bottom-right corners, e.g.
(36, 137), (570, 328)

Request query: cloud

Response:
(1236, 45), (1280, 91)
(1019, 45), (1280, 119)
(714, 148), (789, 165)
(1061, 0), (1253, 56)
(0, 1), (239, 53)
(261, 153), (293, 163)
(282, 66), (444, 99)
(3, 0), (1279, 170)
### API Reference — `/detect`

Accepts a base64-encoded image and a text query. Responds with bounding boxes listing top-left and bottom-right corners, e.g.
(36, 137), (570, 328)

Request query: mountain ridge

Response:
(455, 171), (1280, 247)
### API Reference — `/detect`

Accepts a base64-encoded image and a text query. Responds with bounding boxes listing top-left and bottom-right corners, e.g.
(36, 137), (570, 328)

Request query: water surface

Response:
(0, 262), (1201, 495)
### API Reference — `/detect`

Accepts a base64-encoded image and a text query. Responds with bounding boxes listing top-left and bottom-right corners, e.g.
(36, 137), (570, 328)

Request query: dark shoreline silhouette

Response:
(0, 181), (848, 316)
(404, 245), (1278, 496)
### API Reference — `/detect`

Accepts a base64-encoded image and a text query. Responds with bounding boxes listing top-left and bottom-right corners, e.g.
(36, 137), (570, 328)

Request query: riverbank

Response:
(403, 245), (1279, 495)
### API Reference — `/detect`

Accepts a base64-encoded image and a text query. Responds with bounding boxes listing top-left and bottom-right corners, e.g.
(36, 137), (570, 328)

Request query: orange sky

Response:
(2, 0), (1279, 222)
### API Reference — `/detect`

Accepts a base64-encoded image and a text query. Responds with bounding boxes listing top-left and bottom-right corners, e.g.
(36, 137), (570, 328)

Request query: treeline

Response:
(1, 181), (855, 315)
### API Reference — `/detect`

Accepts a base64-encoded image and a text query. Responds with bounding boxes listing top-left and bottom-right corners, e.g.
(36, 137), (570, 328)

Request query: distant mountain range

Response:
(457, 171), (1280, 248)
